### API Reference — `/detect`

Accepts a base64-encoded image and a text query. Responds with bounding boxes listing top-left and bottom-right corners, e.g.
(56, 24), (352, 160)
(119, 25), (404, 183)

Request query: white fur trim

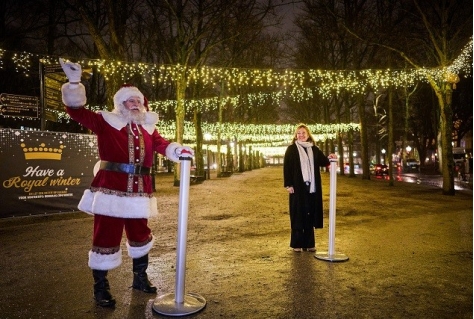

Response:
(88, 249), (122, 270)
(142, 112), (159, 133)
(61, 83), (87, 107)
(113, 86), (144, 112)
(78, 189), (158, 219)
(98, 110), (159, 133)
(126, 236), (155, 259)
(98, 111), (128, 131)
(166, 142), (181, 163)
(142, 123), (156, 134)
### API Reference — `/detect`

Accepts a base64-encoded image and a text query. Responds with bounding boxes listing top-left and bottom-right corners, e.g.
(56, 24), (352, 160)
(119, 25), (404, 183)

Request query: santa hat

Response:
(113, 84), (148, 111)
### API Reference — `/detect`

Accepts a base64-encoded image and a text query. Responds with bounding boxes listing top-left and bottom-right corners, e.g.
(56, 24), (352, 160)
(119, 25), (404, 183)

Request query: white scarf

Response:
(296, 140), (315, 193)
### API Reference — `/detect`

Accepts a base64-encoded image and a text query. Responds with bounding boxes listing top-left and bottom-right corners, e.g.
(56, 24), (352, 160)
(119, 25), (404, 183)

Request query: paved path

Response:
(0, 167), (472, 318)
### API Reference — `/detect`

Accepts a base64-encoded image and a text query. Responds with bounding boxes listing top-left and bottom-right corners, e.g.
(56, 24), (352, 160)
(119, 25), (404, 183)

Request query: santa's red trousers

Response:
(93, 214), (152, 249)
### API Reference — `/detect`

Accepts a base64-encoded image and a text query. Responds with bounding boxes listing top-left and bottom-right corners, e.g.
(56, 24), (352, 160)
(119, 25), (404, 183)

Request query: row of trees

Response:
(290, 0), (472, 194)
(0, 0), (472, 194)
(1, 0), (288, 180)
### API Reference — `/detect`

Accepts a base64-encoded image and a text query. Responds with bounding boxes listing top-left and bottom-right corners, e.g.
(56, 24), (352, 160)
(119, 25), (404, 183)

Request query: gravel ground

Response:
(0, 166), (472, 319)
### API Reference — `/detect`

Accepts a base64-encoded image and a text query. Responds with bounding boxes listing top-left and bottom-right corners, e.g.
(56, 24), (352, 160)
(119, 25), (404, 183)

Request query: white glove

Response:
(174, 146), (194, 158)
(59, 58), (82, 87)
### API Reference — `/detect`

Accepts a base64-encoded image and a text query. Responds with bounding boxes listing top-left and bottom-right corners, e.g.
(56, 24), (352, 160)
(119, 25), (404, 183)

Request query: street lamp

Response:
(381, 148), (386, 164)
(230, 141), (235, 172)
(204, 133), (211, 179)
(405, 145), (412, 169)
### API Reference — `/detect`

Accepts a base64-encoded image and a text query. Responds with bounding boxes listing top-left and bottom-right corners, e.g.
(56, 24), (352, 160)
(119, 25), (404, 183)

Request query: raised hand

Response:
(59, 58), (82, 87)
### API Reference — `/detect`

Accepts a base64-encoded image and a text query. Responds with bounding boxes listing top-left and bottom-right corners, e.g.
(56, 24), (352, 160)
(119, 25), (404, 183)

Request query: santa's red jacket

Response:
(66, 106), (179, 219)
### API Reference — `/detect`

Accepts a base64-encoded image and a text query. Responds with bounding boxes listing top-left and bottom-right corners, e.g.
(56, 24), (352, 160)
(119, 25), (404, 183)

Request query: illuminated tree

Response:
(303, 0), (472, 194)
(295, 0), (386, 180)
(384, 0), (472, 195)
(75, 0), (133, 104)
(141, 0), (276, 182)
(0, 0), (470, 193)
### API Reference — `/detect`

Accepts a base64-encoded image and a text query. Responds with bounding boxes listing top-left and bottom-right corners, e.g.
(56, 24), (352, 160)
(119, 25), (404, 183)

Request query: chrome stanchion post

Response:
(152, 150), (206, 316)
(315, 159), (349, 262)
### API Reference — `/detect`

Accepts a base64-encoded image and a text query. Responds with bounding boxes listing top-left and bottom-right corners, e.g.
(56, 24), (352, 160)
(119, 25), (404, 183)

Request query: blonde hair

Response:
(291, 123), (315, 144)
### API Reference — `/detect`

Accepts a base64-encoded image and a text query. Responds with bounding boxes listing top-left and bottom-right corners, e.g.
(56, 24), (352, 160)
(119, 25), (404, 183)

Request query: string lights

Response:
(0, 37), (471, 155)
(11, 52), (33, 77)
(30, 37), (471, 98)
(0, 49), (4, 69)
(152, 120), (358, 156)
(153, 120), (359, 143)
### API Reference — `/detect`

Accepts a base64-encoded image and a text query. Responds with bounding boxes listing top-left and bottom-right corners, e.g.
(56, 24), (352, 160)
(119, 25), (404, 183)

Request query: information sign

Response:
(0, 93), (39, 118)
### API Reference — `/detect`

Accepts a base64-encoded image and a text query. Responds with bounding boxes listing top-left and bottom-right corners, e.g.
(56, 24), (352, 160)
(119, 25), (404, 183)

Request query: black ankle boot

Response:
(132, 254), (157, 293)
(92, 269), (116, 307)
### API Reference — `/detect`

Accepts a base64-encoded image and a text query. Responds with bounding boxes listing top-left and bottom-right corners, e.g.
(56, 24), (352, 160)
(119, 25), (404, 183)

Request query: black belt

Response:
(100, 161), (151, 175)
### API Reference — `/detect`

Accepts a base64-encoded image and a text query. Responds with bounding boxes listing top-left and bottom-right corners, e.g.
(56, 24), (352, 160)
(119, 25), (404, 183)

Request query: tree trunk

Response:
(358, 94), (370, 180)
(388, 86), (394, 186)
(194, 109), (204, 177)
(437, 83), (455, 195)
(216, 81), (225, 177)
(173, 75), (186, 186)
(347, 100), (356, 178)
(337, 130), (344, 176)
(348, 129), (355, 177)
(335, 98), (344, 176)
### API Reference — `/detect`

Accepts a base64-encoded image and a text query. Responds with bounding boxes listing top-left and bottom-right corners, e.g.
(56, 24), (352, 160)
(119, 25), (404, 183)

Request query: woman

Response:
(283, 124), (336, 252)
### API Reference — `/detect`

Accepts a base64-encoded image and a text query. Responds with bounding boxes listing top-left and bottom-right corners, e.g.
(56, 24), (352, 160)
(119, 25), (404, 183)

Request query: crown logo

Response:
(21, 143), (64, 160)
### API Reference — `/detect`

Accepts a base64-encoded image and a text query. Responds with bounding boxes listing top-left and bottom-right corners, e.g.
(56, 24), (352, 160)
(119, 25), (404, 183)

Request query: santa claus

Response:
(59, 58), (193, 307)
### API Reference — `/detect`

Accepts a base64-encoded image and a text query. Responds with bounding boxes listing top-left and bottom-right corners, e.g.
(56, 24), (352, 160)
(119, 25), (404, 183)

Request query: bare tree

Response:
(142, 0), (278, 181)
(332, 0), (472, 195)
(398, 0), (471, 195)
(293, 0), (472, 194)
(293, 0), (388, 180)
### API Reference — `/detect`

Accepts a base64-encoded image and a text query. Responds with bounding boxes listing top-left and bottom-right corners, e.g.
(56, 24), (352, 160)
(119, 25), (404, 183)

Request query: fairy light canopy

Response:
(8, 36), (469, 96)
(0, 37), (471, 154)
(0, 36), (469, 94)
(154, 120), (360, 144)
(151, 121), (359, 157)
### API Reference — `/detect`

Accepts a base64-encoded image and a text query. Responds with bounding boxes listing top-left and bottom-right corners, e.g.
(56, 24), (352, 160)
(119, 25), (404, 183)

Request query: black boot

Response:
(92, 269), (116, 308)
(132, 254), (157, 293)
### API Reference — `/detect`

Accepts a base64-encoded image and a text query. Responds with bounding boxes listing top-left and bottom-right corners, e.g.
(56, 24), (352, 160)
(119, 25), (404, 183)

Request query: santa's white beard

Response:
(122, 106), (147, 124)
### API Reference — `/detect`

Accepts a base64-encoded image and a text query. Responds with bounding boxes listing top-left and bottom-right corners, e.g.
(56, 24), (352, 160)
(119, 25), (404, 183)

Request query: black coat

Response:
(283, 143), (330, 229)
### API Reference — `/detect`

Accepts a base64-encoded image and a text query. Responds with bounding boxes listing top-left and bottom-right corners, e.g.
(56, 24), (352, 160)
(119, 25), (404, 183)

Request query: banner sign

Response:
(0, 129), (98, 218)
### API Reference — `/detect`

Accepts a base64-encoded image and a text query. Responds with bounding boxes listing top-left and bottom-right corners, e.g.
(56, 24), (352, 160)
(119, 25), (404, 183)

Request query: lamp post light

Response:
(352, 152), (357, 169)
(204, 133), (211, 180)
(405, 145), (412, 170)
(381, 148), (386, 165)
(239, 142), (245, 173)
(229, 141), (235, 172)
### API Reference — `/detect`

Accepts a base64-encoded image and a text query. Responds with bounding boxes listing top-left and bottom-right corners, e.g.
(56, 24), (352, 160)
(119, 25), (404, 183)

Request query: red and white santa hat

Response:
(113, 84), (148, 111)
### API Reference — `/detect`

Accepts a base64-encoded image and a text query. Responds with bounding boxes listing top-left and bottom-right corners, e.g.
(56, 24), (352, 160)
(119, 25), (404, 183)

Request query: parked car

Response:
(372, 163), (388, 176)
(406, 158), (420, 169)
(453, 147), (466, 166)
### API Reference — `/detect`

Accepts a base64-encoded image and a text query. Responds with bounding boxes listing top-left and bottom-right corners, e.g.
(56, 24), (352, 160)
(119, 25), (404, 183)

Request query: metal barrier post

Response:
(152, 150), (206, 316)
(315, 159), (349, 262)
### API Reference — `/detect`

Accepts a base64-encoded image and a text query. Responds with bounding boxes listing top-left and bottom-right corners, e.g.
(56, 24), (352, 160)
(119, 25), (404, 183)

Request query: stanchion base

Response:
(152, 292), (206, 317)
(314, 251), (349, 262)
